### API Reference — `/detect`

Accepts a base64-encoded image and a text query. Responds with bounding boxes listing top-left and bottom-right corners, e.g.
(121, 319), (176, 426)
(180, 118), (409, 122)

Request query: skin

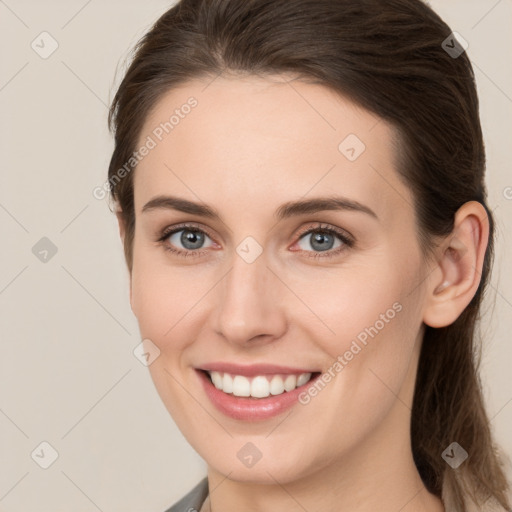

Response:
(116, 73), (489, 512)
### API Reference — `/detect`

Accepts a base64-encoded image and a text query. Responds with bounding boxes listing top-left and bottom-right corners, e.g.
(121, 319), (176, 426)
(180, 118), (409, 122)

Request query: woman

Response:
(106, 0), (511, 510)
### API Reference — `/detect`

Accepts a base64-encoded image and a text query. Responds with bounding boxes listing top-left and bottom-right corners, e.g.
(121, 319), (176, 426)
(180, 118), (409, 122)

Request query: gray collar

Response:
(163, 477), (209, 512)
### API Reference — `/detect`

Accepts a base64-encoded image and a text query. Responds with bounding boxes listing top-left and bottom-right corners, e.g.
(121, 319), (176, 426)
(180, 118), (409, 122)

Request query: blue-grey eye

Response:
(168, 229), (214, 250)
(297, 230), (344, 252)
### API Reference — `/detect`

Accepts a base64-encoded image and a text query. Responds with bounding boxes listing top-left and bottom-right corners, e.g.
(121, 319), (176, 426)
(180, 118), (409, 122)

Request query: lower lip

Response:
(197, 370), (320, 421)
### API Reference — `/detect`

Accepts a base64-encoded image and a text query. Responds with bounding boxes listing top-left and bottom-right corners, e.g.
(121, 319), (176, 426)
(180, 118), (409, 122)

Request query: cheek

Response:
(306, 255), (425, 400)
(294, 261), (416, 355)
(130, 265), (170, 342)
(289, 265), (425, 465)
(130, 256), (212, 431)
(130, 246), (210, 348)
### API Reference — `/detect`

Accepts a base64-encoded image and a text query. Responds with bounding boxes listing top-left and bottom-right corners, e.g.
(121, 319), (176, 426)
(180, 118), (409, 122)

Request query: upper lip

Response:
(197, 362), (319, 377)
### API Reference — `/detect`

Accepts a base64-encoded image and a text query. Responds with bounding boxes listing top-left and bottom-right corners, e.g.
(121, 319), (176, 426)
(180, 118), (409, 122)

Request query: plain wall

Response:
(0, 1), (510, 510)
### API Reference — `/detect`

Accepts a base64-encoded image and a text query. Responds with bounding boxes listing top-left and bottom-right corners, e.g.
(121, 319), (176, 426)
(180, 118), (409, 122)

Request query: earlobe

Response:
(422, 201), (489, 328)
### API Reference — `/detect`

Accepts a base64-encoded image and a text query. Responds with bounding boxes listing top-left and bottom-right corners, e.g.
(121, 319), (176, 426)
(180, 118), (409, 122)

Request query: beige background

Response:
(0, 1), (510, 510)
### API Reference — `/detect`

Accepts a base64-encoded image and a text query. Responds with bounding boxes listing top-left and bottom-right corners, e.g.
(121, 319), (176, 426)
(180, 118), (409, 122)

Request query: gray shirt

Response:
(163, 478), (209, 512)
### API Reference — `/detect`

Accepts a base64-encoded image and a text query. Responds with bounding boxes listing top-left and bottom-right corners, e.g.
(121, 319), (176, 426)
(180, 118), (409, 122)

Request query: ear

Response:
(422, 201), (490, 328)
(115, 210), (134, 312)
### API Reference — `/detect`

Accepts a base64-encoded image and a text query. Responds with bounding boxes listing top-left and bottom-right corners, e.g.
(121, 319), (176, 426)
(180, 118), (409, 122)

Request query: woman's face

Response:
(127, 74), (431, 483)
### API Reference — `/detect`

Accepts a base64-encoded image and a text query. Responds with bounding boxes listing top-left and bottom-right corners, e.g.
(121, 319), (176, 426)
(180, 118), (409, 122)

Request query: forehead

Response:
(133, 74), (412, 223)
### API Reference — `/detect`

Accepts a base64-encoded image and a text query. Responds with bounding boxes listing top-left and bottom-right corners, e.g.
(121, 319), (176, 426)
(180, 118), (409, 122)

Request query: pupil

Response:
(182, 230), (203, 249)
(312, 232), (333, 252)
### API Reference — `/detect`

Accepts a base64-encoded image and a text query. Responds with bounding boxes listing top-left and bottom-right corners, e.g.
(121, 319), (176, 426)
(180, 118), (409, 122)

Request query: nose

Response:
(213, 247), (287, 347)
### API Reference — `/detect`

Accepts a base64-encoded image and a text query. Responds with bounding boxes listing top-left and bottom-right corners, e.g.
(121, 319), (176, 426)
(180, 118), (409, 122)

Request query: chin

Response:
(210, 459), (309, 485)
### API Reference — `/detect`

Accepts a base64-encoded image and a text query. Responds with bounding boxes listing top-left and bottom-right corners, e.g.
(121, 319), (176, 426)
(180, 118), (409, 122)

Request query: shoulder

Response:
(162, 477), (209, 512)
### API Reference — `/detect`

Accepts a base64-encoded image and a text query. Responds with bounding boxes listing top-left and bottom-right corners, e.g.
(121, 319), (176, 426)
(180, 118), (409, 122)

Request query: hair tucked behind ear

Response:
(107, 0), (511, 508)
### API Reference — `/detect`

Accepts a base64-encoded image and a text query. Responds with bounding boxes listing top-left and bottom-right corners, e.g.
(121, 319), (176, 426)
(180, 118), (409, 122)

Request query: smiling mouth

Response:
(202, 369), (321, 399)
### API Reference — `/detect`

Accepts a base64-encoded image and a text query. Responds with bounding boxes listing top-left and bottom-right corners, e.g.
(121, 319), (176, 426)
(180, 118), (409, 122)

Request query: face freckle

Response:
(128, 74), (429, 485)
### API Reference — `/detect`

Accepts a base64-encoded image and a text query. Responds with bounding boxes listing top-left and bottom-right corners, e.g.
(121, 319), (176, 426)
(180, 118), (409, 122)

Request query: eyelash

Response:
(156, 222), (355, 260)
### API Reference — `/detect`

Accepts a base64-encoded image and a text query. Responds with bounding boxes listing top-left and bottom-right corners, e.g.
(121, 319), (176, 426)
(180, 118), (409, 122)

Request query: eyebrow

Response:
(141, 195), (378, 221)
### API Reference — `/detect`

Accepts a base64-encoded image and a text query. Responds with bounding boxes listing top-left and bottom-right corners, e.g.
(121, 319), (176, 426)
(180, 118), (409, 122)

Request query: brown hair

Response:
(107, 0), (511, 509)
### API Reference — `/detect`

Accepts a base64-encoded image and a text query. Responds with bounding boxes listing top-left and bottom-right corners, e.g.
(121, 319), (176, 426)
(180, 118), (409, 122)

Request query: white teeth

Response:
(297, 373), (311, 387)
(222, 373), (233, 393)
(284, 374), (297, 391)
(269, 375), (285, 395)
(211, 371), (223, 389)
(251, 376), (270, 398)
(232, 375), (251, 397)
(207, 371), (313, 398)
